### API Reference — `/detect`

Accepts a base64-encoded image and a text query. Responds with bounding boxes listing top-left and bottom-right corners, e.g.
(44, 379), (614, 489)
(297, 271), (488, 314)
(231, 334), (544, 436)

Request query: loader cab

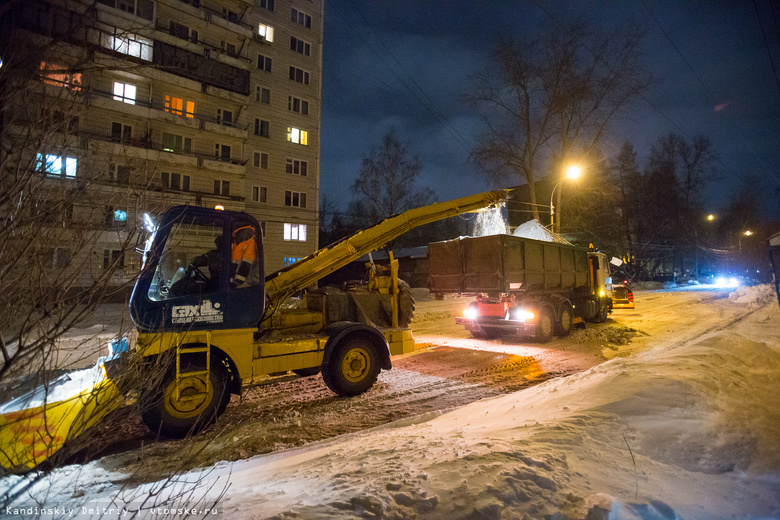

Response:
(130, 206), (265, 333)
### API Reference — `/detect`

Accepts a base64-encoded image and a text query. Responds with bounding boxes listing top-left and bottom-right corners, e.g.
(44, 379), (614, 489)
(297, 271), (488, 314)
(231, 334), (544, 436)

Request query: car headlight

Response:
(463, 306), (479, 320)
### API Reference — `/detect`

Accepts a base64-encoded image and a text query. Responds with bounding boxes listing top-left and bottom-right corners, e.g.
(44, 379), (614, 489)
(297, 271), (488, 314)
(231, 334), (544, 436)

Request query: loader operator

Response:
(230, 224), (260, 288)
(168, 235), (223, 296)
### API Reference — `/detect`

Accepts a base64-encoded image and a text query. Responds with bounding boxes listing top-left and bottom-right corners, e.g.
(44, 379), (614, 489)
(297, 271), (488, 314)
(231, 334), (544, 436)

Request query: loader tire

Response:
(397, 280), (415, 328)
(141, 360), (230, 439)
(322, 336), (380, 397)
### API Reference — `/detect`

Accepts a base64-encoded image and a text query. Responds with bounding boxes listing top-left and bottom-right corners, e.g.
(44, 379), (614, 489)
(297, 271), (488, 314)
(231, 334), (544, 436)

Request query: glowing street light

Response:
(550, 164), (583, 229)
(744, 230), (753, 236)
(707, 214), (715, 221)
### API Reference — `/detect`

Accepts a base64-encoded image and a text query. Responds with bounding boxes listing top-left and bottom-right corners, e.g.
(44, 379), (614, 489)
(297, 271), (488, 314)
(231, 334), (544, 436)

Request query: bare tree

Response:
(465, 20), (650, 233)
(352, 129), (435, 223)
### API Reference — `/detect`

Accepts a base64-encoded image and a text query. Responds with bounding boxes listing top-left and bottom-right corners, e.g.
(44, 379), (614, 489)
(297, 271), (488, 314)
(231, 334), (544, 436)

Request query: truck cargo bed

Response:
(428, 234), (589, 296)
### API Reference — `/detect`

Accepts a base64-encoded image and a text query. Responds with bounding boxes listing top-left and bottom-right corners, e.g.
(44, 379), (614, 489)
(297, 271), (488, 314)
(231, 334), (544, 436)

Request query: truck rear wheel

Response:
(535, 308), (555, 343)
(322, 336), (380, 396)
(141, 360), (230, 438)
(556, 304), (573, 337)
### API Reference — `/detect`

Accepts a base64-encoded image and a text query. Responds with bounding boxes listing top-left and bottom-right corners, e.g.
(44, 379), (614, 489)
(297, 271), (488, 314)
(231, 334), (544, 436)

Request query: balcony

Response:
(201, 5), (253, 39)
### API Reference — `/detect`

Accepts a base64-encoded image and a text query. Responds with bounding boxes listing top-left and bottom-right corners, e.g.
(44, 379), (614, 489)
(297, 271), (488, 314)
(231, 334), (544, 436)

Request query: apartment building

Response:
(0, 0), (322, 285)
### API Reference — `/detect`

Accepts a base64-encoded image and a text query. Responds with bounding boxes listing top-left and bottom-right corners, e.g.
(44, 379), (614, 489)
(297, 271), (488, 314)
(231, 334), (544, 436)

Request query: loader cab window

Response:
(148, 215), (226, 301)
(230, 219), (261, 289)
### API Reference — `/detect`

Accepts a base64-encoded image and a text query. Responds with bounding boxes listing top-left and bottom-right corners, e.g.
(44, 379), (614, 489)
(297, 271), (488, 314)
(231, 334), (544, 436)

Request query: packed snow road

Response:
(86, 284), (753, 479)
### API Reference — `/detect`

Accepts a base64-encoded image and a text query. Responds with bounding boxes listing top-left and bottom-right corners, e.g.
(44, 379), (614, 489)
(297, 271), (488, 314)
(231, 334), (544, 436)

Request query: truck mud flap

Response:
(0, 367), (125, 472)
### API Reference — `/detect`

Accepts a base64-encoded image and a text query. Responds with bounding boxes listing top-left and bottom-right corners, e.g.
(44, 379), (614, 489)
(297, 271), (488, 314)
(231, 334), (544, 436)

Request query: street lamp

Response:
(550, 165), (582, 229)
(695, 213), (716, 282)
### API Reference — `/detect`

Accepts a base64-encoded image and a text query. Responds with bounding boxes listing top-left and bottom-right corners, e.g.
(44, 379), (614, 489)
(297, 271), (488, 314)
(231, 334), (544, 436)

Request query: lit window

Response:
(101, 31), (152, 60)
(37, 153), (77, 179)
(165, 95), (195, 117)
(283, 223), (307, 242)
(258, 23), (274, 42)
(287, 127), (308, 145)
(113, 82), (136, 104)
(40, 61), (81, 90)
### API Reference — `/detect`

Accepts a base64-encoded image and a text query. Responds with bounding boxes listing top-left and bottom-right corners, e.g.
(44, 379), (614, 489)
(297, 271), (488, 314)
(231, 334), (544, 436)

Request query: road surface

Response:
(86, 285), (751, 479)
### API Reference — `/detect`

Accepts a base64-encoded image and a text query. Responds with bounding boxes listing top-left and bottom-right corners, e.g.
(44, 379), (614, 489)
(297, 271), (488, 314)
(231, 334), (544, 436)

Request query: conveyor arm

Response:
(264, 189), (511, 309)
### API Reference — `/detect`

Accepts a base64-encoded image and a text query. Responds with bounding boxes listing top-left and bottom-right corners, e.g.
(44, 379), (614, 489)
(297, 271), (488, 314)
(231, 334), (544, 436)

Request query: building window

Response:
(98, 0), (154, 20)
(161, 172), (190, 191)
(40, 62), (81, 90)
(287, 127), (308, 145)
(113, 82), (136, 104)
(169, 21), (191, 40)
(283, 256), (302, 266)
(252, 185), (268, 203)
(111, 122), (132, 143)
(165, 95), (195, 118)
(37, 153), (77, 179)
(215, 144), (231, 161)
(214, 179), (230, 196)
(283, 223), (307, 242)
(103, 249), (125, 269)
(284, 190), (307, 208)
(259, 0), (274, 11)
(289, 66), (310, 85)
(101, 31), (152, 60)
(258, 23), (274, 43)
(162, 133), (192, 153)
(257, 54), (272, 72)
(288, 96), (309, 115)
(110, 164), (131, 185)
(105, 205), (128, 227)
(290, 37), (311, 56)
(291, 8), (312, 28)
(221, 41), (238, 57)
(217, 109), (234, 126)
(253, 152), (269, 169)
(286, 158), (308, 176)
(254, 119), (270, 137)
(257, 86), (271, 104)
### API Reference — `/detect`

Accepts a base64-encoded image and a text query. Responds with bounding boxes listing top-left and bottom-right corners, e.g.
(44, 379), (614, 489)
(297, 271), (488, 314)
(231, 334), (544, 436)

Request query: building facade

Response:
(1, 0), (322, 287)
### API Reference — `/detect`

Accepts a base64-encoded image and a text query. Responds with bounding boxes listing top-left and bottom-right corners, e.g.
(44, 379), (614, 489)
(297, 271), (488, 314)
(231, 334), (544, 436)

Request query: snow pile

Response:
(512, 219), (572, 244)
(729, 284), (776, 305)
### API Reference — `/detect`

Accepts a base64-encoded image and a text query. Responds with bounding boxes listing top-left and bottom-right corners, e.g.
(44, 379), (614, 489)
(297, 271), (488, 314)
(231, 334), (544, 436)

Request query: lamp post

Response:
(550, 165), (582, 231)
(694, 213), (716, 282)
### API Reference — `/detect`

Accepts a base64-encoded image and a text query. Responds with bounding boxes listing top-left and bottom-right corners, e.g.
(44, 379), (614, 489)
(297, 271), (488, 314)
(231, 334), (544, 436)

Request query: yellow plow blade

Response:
(0, 368), (125, 472)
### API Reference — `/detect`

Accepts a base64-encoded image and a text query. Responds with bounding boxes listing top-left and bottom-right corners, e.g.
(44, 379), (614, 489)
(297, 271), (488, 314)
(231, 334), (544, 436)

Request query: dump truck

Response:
(0, 189), (509, 471)
(428, 234), (612, 342)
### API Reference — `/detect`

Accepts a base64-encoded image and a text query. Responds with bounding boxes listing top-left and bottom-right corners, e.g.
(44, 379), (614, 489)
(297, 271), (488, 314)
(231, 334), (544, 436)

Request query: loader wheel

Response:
(397, 280), (415, 328)
(141, 360), (230, 439)
(322, 336), (380, 397)
(469, 330), (484, 339)
(535, 308), (555, 343)
(556, 304), (573, 337)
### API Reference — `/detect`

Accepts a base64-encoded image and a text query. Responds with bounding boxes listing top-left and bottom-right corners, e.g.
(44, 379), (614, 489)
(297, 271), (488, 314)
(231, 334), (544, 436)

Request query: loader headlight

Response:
(599, 290), (605, 297)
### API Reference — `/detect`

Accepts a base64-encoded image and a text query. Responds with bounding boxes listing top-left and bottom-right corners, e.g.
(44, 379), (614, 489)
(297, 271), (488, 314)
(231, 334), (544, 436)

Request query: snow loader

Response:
(428, 235), (613, 342)
(0, 189), (509, 471)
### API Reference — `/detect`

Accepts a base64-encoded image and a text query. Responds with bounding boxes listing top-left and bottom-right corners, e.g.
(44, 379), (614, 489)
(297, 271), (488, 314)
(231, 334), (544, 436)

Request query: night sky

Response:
(319, 1), (780, 221)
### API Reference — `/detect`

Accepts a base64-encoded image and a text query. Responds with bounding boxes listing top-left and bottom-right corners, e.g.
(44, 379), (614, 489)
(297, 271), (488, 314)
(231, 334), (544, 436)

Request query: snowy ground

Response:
(2, 285), (779, 519)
